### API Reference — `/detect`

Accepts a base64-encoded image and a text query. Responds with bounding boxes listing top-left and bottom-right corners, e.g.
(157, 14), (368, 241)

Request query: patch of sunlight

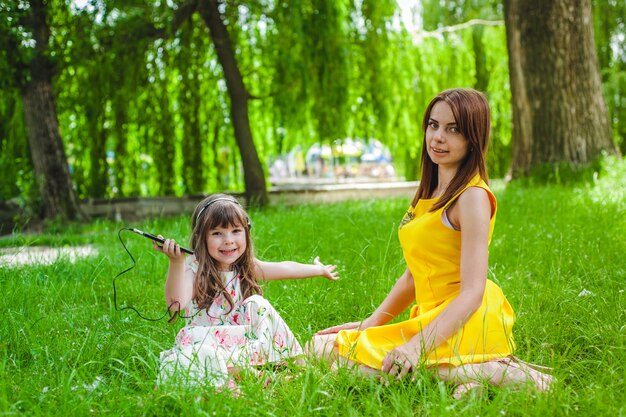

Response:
(0, 245), (97, 267)
(587, 156), (626, 206)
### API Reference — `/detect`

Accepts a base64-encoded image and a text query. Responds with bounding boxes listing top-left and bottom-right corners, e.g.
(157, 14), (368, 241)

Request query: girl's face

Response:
(206, 223), (247, 271)
(425, 101), (470, 171)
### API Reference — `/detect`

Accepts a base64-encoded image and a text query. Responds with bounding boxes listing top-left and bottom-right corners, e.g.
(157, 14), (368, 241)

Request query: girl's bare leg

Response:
(305, 334), (379, 376)
(306, 334), (339, 361)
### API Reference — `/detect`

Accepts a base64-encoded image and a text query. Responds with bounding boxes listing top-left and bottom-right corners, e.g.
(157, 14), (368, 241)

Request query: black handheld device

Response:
(129, 228), (194, 255)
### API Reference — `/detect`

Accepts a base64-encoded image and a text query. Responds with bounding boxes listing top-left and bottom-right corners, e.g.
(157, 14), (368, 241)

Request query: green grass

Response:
(1, 158), (624, 416)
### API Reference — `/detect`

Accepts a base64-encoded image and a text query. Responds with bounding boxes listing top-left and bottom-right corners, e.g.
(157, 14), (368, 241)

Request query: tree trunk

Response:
(197, 0), (268, 206)
(21, 0), (84, 221)
(472, 25), (489, 93)
(503, 0), (618, 177)
(179, 25), (205, 194)
(86, 104), (108, 198)
(112, 94), (128, 197)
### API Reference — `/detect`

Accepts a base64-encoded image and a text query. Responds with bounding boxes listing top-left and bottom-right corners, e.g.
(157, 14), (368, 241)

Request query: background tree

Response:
(592, 0), (626, 155)
(197, 0), (268, 204)
(1, 0), (84, 221)
(420, 0), (511, 178)
(503, 0), (619, 177)
(2, 0), (624, 221)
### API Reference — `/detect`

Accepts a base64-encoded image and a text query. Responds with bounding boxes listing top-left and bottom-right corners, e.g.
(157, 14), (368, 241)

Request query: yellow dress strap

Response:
(442, 175), (496, 218)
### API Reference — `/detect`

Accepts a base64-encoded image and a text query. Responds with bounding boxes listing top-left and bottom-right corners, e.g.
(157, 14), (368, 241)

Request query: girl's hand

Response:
(313, 256), (340, 281)
(152, 235), (185, 262)
(381, 342), (421, 380)
(315, 321), (361, 335)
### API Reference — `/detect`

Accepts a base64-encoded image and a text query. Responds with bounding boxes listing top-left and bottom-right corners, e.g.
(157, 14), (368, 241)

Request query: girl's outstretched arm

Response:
(153, 236), (195, 311)
(255, 256), (339, 281)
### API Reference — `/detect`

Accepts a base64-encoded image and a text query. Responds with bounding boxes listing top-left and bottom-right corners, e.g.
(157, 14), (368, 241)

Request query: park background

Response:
(1, 0), (624, 223)
(1, 0), (625, 416)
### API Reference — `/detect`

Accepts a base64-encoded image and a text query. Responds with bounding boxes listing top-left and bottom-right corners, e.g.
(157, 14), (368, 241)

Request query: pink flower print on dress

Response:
(231, 335), (246, 346)
(272, 333), (290, 355)
(214, 329), (237, 348)
(159, 288), (305, 387)
(249, 350), (262, 366)
(214, 329), (226, 345)
(223, 334), (235, 348)
(248, 345), (268, 366)
(273, 333), (285, 349)
(211, 295), (222, 309)
(176, 329), (193, 347)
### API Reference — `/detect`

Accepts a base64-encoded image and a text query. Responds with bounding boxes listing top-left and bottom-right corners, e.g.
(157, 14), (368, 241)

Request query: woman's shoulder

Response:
(466, 174), (491, 190)
(457, 185), (490, 205)
(456, 176), (496, 217)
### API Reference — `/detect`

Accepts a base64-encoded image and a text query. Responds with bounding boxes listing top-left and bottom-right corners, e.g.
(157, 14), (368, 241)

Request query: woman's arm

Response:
(316, 267), (415, 334)
(153, 237), (195, 311)
(255, 256), (339, 281)
(362, 267), (416, 328)
(382, 187), (491, 378)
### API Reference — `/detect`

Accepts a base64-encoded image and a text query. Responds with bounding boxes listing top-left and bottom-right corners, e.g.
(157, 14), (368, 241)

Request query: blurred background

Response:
(1, 0), (623, 221)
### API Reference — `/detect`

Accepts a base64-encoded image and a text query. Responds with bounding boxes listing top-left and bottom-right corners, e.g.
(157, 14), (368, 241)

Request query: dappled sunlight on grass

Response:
(0, 162), (624, 415)
(586, 155), (626, 206)
(487, 158), (625, 416)
(0, 245), (97, 266)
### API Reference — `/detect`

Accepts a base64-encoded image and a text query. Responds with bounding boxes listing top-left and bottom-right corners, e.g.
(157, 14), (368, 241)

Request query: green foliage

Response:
(514, 153), (624, 187)
(0, 0), (623, 202)
(1, 166), (625, 415)
(483, 25), (512, 177)
(0, 91), (28, 198)
(0, 1), (33, 89)
(593, 0), (626, 154)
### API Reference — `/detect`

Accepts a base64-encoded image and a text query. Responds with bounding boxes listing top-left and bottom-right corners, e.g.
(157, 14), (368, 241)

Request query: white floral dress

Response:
(159, 256), (304, 387)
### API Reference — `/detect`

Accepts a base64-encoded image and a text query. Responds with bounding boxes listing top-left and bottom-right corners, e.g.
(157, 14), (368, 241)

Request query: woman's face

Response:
(425, 101), (470, 171)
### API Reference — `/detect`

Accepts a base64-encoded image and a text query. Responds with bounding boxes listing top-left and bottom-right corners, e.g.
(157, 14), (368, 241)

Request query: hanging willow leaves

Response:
(1, 0), (622, 211)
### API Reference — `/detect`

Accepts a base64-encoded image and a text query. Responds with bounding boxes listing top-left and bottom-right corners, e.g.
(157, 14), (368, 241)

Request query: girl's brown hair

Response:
(189, 194), (261, 315)
(410, 88), (491, 211)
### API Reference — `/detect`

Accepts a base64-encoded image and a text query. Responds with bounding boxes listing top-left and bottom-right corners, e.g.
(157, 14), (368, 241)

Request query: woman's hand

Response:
(315, 321), (361, 335)
(313, 256), (340, 281)
(381, 342), (422, 380)
(152, 235), (185, 263)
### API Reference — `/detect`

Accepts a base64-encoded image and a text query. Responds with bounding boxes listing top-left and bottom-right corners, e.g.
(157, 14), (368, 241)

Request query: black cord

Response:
(114, 228), (235, 323)
(113, 228), (179, 322)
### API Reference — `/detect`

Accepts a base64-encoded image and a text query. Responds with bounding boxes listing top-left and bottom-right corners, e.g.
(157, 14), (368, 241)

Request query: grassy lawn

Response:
(1, 159), (624, 416)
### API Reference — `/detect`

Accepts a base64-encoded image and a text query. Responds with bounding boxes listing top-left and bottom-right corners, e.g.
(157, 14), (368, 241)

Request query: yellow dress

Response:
(336, 175), (515, 368)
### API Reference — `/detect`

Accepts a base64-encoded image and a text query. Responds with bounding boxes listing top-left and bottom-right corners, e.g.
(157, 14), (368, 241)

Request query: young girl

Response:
(154, 194), (339, 388)
(310, 88), (553, 398)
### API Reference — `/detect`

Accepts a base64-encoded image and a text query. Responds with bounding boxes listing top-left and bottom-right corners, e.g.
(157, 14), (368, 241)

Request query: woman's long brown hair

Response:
(189, 194), (261, 315)
(410, 88), (491, 211)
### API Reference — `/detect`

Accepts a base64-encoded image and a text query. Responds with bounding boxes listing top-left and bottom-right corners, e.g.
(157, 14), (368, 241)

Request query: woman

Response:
(309, 88), (553, 398)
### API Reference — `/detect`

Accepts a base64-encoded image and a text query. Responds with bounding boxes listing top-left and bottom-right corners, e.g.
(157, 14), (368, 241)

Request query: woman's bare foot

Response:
(452, 381), (483, 400)
(436, 357), (555, 396)
(495, 357), (554, 392)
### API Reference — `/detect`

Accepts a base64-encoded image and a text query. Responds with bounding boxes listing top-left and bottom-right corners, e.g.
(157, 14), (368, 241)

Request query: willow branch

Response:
(413, 19), (504, 39)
